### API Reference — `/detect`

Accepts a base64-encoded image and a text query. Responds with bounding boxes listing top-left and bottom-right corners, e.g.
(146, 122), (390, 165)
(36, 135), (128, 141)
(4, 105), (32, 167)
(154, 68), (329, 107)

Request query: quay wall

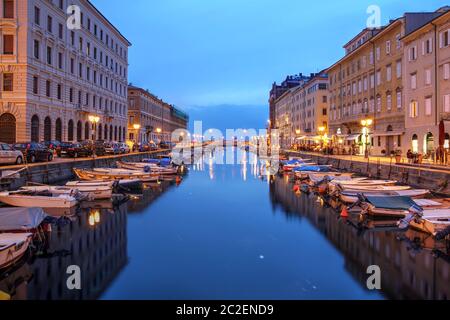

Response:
(0, 151), (169, 190)
(287, 152), (450, 195)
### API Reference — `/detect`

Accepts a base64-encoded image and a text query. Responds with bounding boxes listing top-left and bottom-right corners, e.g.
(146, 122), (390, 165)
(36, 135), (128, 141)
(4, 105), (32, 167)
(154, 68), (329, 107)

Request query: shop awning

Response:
(372, 131), (405, 137)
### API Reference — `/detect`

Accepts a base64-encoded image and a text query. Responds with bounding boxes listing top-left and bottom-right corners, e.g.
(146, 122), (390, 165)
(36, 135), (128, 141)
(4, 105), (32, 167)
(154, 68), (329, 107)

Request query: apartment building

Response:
(128, 85), (188, 144)
(403, 8), (450, 156)
(0, 0), (131, 144)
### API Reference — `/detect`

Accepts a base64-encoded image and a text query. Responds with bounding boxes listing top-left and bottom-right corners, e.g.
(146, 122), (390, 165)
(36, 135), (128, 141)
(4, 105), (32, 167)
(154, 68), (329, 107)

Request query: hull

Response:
(116, 161), (178, 174)
(339, 189), (430, 204)
(341, 185), (410, 192)
(0, 192), (77, 208)
(0, 233), (32, 270)
(410, 210), (450, 235)
(20, 186), (112, 200)
(74, 168), (158, 183)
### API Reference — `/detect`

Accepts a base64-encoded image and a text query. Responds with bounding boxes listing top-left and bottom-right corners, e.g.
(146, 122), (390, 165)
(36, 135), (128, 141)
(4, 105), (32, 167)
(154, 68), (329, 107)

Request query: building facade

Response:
(403, 9), (450, 157)
(127, 85), (188, 144)
(0, 0), (131, 144)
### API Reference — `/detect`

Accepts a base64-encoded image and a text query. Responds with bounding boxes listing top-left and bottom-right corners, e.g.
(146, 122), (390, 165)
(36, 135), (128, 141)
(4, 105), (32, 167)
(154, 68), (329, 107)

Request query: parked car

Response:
(104, 142), (120, 155)
(13, 143), (53, 163)
(118, 142), (130, 154)
(159, 141), (173, 149)
(138, 142), (158, 152)
(93, 140), (106, 156)
(58, 142), (93, 158)
(0, 142), (24, 165)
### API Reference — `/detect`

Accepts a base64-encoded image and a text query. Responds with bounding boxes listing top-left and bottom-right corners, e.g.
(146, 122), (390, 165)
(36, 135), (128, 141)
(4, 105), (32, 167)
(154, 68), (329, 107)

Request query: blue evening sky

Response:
(92, 0), (449, 131)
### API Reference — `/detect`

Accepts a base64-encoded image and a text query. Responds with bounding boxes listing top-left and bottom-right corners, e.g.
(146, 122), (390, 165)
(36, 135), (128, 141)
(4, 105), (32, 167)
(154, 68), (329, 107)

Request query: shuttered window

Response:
(3, 35), (13, 54)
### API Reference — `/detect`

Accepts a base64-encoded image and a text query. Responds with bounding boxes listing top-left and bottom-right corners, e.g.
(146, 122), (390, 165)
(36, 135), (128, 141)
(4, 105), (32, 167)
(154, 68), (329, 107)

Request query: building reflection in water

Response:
(269, 176), (450, 300)
(0, 204), (128, 300)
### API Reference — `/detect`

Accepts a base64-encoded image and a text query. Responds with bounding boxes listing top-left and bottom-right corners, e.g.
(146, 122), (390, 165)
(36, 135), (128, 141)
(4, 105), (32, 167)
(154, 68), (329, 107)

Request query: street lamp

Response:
(88, 115), (100, 157)
(133, 124), (141, 151)
(361, 118), (373, 158)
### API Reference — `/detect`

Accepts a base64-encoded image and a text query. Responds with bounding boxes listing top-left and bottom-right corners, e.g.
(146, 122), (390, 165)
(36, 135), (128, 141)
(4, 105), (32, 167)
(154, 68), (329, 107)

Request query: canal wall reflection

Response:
(269, 176), (450, 300)
(0, 204), (128, 300)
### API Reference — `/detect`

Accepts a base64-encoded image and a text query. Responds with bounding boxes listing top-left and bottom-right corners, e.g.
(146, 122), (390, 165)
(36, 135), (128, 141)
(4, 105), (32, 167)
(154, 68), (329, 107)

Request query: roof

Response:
(402, 9), (450, 42)
(86, 0), (132, 46)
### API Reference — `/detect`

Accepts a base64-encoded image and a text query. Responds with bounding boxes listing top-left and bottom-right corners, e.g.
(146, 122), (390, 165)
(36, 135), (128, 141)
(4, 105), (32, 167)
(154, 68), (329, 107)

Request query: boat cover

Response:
(0, 208), (47, 231)
(293, 166), (334, 173)
(365, 196), (417, 210)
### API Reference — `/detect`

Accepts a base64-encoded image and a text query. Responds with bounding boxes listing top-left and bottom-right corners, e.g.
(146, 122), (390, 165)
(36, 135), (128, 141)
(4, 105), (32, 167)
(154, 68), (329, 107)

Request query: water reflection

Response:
(0, 205), (128, 300)
(269, 175), (450, 300)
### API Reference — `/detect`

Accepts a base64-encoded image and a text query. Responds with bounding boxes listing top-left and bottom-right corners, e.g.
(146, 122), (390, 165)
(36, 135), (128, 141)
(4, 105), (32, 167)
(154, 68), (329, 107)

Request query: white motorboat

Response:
(309, 173), (362, 184)
(339, 185), (411, 192)
(66, 180), (115, 188)
(0, 233), (32, 269)
(20, 185), (112, 200)
(339, 189), (430, 204)
(0, 192), (78, 208)
(334, 179), (397, 187)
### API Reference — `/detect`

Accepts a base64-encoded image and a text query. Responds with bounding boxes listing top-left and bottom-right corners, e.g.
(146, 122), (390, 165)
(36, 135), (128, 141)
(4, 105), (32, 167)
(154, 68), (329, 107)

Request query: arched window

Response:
(77, 121), (82, 141)
(68, 120), (74, 141)
(31, 115), (40, 142)
(0, 113), (16, 144)
(104, 124), (108, 141)
(118, 126), (122, 142)
(114, 126), (118, 141)
(44, 117), (52, 141)
(109, 125), (113, 141)
(123, 127), (126, 142)
(55, 118), (62, 142)
(85, 121), (90, 140)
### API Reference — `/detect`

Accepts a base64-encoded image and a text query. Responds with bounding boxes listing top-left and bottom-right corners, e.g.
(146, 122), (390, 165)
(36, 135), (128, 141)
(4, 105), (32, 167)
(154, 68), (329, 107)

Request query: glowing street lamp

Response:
(88, 115), (100, 157)
(361, 118), (373, 158)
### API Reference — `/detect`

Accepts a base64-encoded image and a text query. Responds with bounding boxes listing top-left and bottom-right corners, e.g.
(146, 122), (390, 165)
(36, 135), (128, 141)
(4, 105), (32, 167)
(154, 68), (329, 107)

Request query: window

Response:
(70, 31), (75, 46)
(32, 76), (38, 94)
(45, 80), (51, 97)
(386, 40), (391, 54)
(409, 100), (418, 118)
(423, 38), (432, 54)
(376, 70), (381, 86)
(47, 15), (52, 33)
(370, 74), (374, 88)
(444, 63), (450, 80)
(396, 60), (402, 78)
(69, 88), (73, 102)
(46, 46), (52, 65)
(386, 65), (392, 82)
(58, 23), (63, 39)
(79, 63), (83, 78)
(396, 33), (401, 49)
(70, 58), (74, 74)
(411, 73), (417, 89)
(3, 0), (14, 19)
(79, 37), (83, 51)
(444, 94), (450, 112)
(34, 40), (40, 59)
(409, 46), (417, 61)
(58, 52), (63, 69)
(369, 51), (374, 65)
(425, 96), (432, 116)
(57, 84), (62, 100)
(387, 94), (392, 111)
(363, 77), (368, 91)
(3, 35), (13, 55)
(376, 47), (380, 61)
(441, 30), (450, 48)
(397, 91), (402, 109)
(425, 69), (432, 86)
(58, 0), (64, 10)
(376, 96), (381, 112)
(34, 6), (40, 25)
(3, 73), (13, 91)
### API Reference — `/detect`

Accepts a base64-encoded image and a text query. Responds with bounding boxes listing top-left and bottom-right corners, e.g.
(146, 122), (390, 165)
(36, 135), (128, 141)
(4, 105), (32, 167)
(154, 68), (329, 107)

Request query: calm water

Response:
(1, 148), (449, 300)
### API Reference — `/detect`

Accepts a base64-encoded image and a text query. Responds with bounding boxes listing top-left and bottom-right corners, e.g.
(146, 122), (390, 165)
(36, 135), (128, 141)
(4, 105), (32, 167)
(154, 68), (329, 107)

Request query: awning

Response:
(372, 131), (405, 137)
(345, 134), (361, 141)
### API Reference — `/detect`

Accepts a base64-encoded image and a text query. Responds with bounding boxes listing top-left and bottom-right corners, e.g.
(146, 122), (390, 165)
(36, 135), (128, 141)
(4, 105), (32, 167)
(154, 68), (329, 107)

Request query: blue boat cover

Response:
(365, 196), (417, 210)
(293, 166), (333, 172)
(0, 207), (47, 231)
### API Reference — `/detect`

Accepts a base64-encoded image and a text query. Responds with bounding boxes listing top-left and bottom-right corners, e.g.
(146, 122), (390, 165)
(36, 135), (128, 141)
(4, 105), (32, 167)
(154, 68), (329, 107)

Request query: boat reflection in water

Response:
(0, 204), (128, 300)
(269, 175), (450, 300)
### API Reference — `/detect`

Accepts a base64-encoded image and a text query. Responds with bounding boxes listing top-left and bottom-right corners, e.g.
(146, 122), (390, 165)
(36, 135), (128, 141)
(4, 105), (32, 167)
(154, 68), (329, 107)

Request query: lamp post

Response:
(133, 124), (141, 152)
(88, 115), (100, 158)
(361, 118), (373, 159)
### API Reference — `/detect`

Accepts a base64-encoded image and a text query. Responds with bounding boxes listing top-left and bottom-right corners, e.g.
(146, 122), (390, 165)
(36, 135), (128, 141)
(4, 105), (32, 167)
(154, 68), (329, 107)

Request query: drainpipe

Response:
(432, 23), (439, 127)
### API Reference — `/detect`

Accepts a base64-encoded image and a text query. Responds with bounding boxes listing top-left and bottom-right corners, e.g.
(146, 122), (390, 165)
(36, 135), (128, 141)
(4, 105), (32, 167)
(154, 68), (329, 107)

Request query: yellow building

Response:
(403, 8), (450, 158)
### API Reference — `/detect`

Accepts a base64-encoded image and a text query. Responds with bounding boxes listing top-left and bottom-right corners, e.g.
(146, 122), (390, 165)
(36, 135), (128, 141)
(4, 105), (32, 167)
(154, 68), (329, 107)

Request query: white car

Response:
(119, 143), (130, 154)
(0, 143), (24, 165)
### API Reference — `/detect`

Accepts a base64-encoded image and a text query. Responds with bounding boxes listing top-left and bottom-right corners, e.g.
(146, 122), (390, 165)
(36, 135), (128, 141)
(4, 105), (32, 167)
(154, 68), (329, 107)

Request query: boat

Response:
(308, 173), (358, 184)
(20, 185), (112, 200)
(339, 184), (410, 192)
(73, 168), (159, 183)
(339, 189), (430, 204)
(116, 161), (179, 174)
(0, 192), (77, 209)
(409, 209), (450, 236)
(0, 233), (32, 270)
(0, 207), (47, 232)
(66, 179), (144, 193)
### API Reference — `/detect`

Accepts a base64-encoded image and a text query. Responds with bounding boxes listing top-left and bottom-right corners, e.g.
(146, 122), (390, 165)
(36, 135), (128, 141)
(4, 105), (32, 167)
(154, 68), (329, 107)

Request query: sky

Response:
(92, 0), (450, 131)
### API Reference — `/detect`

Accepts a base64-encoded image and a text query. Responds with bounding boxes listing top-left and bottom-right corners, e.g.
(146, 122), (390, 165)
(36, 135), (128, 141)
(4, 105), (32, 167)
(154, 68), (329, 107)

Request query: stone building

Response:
(403, 8), (450, 156)
(327, 10), (445, 156)
(0, 0), (131, 144)
(127, 85), (188, 144)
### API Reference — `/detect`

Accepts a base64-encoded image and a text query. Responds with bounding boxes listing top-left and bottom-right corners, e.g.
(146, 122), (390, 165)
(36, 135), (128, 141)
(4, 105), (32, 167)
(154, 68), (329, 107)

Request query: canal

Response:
(1, 148), (449, 300)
